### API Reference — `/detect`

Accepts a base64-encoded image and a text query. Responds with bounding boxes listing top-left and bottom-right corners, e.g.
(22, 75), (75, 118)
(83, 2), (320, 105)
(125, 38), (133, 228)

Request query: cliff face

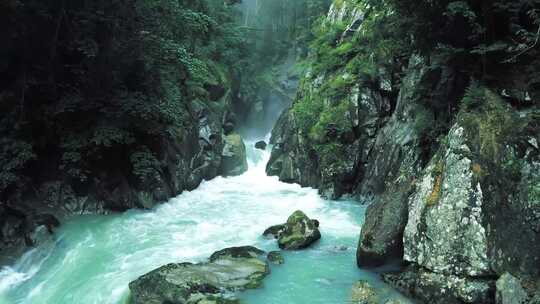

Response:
(267, 0), (395, 199)
(267, 0), (540, 302)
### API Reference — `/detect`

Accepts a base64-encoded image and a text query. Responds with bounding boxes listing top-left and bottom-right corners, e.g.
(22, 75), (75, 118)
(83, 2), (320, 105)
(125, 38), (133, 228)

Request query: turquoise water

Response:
(0, 143), (409, 304)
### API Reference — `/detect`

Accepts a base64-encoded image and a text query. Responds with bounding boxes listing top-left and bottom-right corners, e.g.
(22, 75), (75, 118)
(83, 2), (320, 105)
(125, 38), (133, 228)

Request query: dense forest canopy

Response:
(0, 0), (332, 206)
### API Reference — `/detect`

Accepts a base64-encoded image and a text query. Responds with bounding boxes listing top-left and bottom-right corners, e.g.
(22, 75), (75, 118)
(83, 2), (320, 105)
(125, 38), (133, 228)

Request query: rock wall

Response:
(267, 0), (395, 199)
(267, 0), (540, 302)
(0, 87), (248, 261)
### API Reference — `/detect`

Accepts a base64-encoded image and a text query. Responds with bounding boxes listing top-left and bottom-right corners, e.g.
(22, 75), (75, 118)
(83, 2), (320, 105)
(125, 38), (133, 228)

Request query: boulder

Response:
(267, 251), (284, 265)
(262, 224), (286, 238)
(220, 133), (248, 177)
(495, 273), (527, 304)
(383, 266), (494, 304)
(254, 141), (267, 150)
(129, 246), (270, 304)
(263, 210), (321, 250)
(351, 281), (378, 304)
(209, 246), (265, 262)
(403, 124), (492, 277)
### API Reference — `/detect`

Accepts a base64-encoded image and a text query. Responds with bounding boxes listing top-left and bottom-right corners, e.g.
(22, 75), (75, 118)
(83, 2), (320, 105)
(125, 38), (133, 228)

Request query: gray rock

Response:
(495, 273), (527, 304)
(263, 210), (321, 250)
(383, 266), (495, 304)
(220, 133), (248, 177)
(357, 179), (414, 267)
(356, 56), (438, 269)
(129, 246), (270, 304)
(403, 124), (491, 277)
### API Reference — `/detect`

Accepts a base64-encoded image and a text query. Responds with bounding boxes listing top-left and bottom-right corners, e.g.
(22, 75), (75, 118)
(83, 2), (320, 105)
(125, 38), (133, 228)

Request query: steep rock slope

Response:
(267, 0), (398, 199)
(267, 0), (540, 302)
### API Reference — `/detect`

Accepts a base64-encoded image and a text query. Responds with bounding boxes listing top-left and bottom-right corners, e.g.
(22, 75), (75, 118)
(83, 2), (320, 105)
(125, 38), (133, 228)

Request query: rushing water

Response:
(0, 141), (409, 304)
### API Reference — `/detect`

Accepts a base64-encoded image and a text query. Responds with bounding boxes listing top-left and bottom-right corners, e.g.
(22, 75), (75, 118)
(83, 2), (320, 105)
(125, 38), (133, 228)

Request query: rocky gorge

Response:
(0, 0), (539, 303)
(267, 0), (540, 303)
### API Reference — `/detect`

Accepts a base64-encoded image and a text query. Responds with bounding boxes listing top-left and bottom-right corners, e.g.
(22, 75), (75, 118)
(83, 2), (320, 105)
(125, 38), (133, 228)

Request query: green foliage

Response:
(310, 100), (351, 141)
(314, 142), (347, 167)
(322, 74), (357, 99)
(0, 0), (253, 198)
(459, 85), (521, 163)
(0, 139), (35, 191)
(130, 147), (161, 185)
(292, 94), (325, 134)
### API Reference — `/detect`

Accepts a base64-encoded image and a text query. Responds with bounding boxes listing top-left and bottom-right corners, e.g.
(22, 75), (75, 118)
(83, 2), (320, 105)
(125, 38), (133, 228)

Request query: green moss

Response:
(314, 142), (348, 169)
(322, 74), (357, 99)
(292, 95), (324, 134)
(309, 100), (351, 141)
(459, 85), (521, 164)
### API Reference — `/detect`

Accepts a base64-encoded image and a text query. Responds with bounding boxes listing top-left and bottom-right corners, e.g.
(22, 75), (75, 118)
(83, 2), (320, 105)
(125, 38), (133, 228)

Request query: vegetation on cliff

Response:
(268, 0), (539, 301)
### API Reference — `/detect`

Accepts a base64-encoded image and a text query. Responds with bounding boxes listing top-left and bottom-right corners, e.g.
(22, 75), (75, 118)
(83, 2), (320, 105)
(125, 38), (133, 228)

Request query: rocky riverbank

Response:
(0, 97), (249, 262)
(267, 0), (540, 302)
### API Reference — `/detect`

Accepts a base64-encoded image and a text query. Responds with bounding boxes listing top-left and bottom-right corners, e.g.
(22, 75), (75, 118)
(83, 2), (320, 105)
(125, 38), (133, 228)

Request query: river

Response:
(0, 140), (408, 304)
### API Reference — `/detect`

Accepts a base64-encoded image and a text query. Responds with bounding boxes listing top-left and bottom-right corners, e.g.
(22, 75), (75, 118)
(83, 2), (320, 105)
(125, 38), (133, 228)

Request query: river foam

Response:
(0, 142), (408, 304)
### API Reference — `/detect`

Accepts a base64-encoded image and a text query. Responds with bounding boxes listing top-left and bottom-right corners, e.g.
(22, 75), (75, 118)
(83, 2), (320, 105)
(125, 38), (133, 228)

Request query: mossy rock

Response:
(221, 133), (248, 177)
(262, 224), (286, 239)
(209, 246), (265, 262)
(263, 210), (321, 250)
(267, 251), (285, 265)
(128, 246), (270, 304)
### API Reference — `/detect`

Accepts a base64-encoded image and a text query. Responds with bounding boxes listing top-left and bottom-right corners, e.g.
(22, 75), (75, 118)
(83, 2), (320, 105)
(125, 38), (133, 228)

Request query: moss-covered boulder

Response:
(221, 133), (248, 177)
(267, 251), (284, 265)
(128, 246), (270, 304)
(263, 210), (321, 250)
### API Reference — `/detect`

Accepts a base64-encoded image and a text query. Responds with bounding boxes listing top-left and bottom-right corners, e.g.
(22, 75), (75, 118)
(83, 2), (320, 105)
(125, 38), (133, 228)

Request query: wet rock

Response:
(129, 246), (270, 304)
(351, 280), (378, 304)
(220, 133), (248, 177)
(384, 299), (411, 304)
(263, 210), (321, 250)
(356, 56), (424, 267)
(333, 245), (349, 252)
(25, 225), (51, 247)
(495, 273), (527, 304)
(383, 266), (495, 304)
(209, 246), (265, 262)
(254, 141), (267, 150)
(267, 251), (284, 265)
(357, 179), (414, 267)
(262, 224), (286, 238)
